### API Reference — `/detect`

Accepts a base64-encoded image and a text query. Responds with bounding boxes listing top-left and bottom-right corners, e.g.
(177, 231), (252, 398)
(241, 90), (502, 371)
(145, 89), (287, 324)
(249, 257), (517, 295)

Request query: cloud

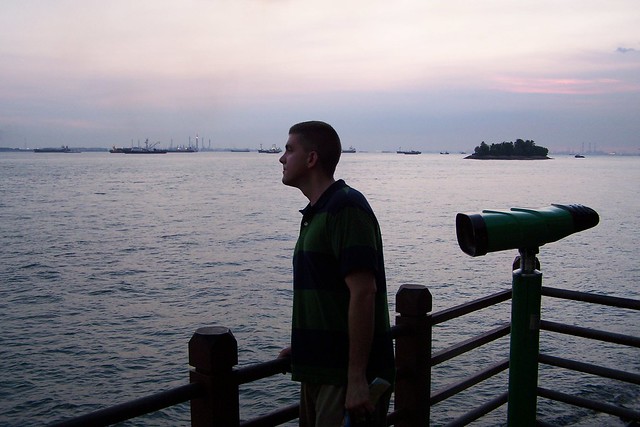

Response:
(492, 76), (637, 95)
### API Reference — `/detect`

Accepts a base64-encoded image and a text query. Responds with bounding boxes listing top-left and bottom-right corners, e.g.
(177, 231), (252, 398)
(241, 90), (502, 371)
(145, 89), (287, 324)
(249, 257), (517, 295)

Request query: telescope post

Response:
(455, 203), (599, 424)
(507, 247), (542, 426)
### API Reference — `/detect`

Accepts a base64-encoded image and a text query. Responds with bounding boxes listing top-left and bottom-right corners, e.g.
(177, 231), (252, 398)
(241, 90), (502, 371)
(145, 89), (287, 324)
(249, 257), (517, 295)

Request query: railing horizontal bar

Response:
(539, 353), (640, 385)
(386, 408), (405, 425)
(431, 358), (509, 405)
(538, 387), (640, 422)
(542, 286), (640, 310)
(240, 404), (299, 427)
(540, 320), (640, 348)
(431, 323), (510, 366)
(441, 391), (508, 427)
(47, 383), (204, 427)
(234, 357), (291, 385)
(432, 289), (511, 325)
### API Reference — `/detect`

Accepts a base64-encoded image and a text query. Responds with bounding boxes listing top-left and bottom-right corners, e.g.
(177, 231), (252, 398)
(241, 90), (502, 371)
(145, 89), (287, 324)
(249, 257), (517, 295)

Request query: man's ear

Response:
(306, 151), (318, 168)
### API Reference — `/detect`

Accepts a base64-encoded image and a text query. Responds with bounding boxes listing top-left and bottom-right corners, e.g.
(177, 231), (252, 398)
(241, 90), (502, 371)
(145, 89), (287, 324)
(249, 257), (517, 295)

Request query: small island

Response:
(465, 139), (550, 160)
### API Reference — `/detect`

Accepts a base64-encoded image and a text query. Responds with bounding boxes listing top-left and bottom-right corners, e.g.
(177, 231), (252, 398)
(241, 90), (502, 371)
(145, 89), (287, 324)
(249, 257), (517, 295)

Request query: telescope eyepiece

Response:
(552, 204), (599, 233)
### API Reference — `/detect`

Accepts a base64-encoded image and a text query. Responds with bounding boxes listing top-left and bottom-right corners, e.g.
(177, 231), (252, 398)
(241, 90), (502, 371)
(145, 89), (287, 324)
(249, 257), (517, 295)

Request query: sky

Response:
(1, 0), (639, 153)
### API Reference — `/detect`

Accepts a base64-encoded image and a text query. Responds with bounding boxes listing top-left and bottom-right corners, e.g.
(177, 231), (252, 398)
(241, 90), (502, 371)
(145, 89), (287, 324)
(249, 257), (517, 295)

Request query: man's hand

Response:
(278, 346), (291, 359)
(345, 375), (374, 418)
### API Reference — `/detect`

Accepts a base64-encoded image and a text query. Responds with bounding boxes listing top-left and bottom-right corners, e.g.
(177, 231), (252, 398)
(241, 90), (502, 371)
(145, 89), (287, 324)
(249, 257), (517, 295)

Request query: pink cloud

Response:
(493, 76), (638, 95)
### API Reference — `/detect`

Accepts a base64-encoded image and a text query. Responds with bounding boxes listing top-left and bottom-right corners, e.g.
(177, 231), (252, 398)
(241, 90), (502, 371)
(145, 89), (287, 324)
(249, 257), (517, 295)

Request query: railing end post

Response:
(189, 326), (239, 427)
(396, 284), (432, 316)
(394, 284), (432, 427)
(189, 326), (238, 373)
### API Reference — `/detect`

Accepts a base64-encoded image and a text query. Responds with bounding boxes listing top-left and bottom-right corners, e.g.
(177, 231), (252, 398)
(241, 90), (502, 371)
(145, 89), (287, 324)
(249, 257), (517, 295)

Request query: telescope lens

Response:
(552, 204), (600, 232)
(456, 213), (488, 257)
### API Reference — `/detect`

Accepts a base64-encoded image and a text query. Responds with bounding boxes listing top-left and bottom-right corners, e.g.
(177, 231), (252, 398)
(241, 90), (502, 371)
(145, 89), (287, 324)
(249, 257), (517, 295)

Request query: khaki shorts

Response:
(299, 383), (390, 427)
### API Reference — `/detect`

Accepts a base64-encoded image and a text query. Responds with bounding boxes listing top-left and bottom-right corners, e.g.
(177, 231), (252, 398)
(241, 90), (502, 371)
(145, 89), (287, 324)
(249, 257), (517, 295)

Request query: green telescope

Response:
(456, 204), (599, 257)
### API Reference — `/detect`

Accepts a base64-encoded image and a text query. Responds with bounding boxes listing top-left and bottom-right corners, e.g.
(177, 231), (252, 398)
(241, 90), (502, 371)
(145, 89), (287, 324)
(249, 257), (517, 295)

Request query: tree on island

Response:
(472, 139), (549, 158)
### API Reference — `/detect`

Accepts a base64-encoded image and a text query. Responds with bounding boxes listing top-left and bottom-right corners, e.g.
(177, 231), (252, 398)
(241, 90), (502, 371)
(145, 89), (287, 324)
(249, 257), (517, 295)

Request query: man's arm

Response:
(344, 269), (377, 416)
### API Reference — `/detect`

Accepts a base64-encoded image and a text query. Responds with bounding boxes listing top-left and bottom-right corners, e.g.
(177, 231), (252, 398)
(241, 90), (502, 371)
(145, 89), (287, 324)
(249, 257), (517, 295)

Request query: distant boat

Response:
(34, 145), (80, 153)
(123, 147), (167, 154)
(229, 148), (250, 152)
(342, 146), (356, 153)
(116, 139), (167, 154)
(575, 154), (585, 158)
(397, 148), (421, 155)
(258, 144), (282, 154)
(440, 151), (449, 155)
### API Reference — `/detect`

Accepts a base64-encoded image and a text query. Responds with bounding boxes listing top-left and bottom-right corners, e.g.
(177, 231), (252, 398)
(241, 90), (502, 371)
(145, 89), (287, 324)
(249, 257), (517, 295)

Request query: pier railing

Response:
(48, 284), (639, 426)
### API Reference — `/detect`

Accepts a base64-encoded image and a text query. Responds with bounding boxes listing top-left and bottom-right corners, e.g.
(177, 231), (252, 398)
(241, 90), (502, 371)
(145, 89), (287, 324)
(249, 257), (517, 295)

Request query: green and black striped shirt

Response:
(291, 180), (395, 385)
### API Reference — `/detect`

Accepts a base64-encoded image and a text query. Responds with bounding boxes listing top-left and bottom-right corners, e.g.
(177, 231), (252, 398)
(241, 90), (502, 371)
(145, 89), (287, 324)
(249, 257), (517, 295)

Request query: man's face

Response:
(279, 134), (310, 188)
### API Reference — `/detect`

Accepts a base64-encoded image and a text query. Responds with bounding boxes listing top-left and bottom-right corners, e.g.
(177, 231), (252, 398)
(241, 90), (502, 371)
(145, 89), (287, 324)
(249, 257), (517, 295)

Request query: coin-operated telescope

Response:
(455, 204), (599, 427)
(456, 204), (599, 257)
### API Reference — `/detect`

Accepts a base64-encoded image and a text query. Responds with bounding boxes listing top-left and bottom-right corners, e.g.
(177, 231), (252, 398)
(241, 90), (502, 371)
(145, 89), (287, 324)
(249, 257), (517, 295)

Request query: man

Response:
(278, 121), (395, 426)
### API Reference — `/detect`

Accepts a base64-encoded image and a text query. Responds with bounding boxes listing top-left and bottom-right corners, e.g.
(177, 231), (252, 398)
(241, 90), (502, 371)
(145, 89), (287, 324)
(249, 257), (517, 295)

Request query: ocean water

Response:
(0, 151), (638, 426)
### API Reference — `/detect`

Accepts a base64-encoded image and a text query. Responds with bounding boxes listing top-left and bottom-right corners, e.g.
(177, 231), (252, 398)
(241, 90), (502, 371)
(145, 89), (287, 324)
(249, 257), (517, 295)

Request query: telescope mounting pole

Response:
(507, 247), (542, 426)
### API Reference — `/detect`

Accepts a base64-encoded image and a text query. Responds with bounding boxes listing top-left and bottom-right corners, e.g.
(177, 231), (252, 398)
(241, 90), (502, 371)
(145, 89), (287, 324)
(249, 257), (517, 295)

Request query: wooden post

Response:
(394, 284), (432, 427)
(189, 326), (239, 427)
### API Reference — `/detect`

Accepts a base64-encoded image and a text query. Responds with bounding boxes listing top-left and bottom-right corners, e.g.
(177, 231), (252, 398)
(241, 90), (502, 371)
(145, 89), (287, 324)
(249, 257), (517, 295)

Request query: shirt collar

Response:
(299, 179), (346, 216)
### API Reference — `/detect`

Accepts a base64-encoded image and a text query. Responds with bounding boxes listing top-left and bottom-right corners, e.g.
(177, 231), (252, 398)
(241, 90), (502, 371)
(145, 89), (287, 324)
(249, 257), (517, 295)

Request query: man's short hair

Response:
(289, 121), (342, 176)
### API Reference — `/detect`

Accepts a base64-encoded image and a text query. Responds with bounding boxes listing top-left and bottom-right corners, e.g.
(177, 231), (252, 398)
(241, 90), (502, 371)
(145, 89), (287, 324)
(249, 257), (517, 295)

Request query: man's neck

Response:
(302, 176), (336, 206)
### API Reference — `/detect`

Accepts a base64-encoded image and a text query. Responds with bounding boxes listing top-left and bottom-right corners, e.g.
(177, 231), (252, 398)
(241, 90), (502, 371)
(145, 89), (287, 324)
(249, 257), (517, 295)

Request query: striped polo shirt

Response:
(291, 180), (395, 385)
